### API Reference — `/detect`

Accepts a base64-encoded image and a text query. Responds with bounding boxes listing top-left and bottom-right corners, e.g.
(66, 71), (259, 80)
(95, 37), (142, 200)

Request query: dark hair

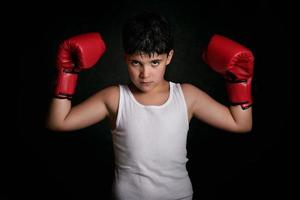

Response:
(122, 11), (174, 55)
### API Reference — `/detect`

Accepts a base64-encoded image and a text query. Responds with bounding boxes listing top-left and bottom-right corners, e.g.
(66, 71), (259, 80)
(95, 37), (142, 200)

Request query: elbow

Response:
(228, 120), (252, 133)
(236, 123), (253, 134)
(239, 127), (252, 134)
(45, 122), (60, 132)
(45, 119), (67, 132)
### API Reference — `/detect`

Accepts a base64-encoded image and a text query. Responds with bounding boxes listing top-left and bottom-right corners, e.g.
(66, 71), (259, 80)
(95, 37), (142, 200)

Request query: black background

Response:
(15, 0), (297, 199)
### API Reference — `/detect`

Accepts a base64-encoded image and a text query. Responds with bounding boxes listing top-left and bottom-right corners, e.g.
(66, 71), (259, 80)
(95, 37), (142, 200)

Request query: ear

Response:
(166, 50), (174, 65)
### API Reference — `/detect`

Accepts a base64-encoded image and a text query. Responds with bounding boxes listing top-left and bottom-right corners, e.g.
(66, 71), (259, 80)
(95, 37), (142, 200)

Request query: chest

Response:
(133, 92), (169, 106)
(114, 105), (189, 157)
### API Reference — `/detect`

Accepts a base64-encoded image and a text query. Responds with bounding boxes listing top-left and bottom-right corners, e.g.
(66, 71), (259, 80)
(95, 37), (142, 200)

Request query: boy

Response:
(46, 11), (253, 200)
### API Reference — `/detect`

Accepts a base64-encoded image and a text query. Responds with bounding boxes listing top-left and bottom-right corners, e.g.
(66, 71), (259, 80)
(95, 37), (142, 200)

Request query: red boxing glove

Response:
(54, 32), (106, 99)
(202, 34), (254, 109)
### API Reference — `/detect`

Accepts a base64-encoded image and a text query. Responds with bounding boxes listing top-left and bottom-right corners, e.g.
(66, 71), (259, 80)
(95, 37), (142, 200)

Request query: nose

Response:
(139, 66), (150, 79)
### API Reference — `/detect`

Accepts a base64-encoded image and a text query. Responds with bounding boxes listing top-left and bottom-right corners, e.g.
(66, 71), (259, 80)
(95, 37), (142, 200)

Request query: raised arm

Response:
(185, 34), (254, 133)
(46, 32), (111, 132)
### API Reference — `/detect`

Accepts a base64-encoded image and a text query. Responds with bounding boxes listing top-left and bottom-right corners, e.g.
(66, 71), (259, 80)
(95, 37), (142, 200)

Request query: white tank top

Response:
(111, 82), (193, 200)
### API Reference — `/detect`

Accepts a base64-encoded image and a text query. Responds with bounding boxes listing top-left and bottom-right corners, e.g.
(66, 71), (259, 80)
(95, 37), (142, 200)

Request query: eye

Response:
(151, 60), (160, 66)
(131, 61), (140, 66)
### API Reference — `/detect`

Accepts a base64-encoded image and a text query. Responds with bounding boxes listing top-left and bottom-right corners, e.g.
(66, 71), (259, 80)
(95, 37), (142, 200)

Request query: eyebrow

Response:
(129, 58), (162, 63)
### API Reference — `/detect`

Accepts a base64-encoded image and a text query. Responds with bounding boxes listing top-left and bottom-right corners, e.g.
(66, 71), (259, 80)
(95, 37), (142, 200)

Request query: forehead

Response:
(126, 52), (167, 61)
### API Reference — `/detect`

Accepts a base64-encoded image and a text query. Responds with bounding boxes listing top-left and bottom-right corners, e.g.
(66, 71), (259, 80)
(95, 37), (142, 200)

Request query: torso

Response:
(111, 81), (193, 199)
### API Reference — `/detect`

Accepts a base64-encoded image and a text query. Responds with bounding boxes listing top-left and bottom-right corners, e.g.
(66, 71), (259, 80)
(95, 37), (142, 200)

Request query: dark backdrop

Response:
(15, 0), (297, 199)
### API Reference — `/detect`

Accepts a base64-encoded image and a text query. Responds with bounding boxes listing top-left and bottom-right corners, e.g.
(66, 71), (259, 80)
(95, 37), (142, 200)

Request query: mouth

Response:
(140, 81), (153, 86)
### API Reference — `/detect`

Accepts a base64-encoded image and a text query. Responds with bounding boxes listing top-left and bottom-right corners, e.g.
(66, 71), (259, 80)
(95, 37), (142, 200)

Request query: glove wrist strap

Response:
(226, 78), (253, 110)
(54, 68), (78, 100)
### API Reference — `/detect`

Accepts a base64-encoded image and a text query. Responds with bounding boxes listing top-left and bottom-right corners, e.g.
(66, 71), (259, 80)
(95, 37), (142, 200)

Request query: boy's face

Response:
(125, 50), (174, 93)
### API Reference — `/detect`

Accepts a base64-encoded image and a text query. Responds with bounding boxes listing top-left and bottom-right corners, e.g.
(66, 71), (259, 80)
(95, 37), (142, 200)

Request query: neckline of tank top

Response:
(126, 81), (174, 109)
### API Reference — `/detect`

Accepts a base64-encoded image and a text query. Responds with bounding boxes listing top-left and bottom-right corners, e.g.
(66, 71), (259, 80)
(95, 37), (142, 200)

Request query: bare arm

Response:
(46, 32), (109, 131)
(182, 83), (252, 133)
(190, 34), (254, 133)
(46, 86), (119, 132)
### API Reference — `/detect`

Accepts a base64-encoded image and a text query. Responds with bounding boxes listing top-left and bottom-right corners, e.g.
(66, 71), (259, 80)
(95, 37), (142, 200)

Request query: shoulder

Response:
(92, 85), (120, 115)
(180, 83), (209, 104)
(100, 85), (119, 98)
(180, 83), (205, 97)
(95, 85), (119, 104)
(180, 83), (197, 92)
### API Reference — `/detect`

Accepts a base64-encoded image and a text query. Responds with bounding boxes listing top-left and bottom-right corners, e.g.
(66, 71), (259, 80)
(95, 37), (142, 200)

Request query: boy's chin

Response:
(132, 82), (155, 92)
(136, 85), (153, 93)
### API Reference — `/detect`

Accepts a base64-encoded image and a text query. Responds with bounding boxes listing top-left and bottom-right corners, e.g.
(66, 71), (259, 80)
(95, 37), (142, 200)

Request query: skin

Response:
(46, 50), (252, 133)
